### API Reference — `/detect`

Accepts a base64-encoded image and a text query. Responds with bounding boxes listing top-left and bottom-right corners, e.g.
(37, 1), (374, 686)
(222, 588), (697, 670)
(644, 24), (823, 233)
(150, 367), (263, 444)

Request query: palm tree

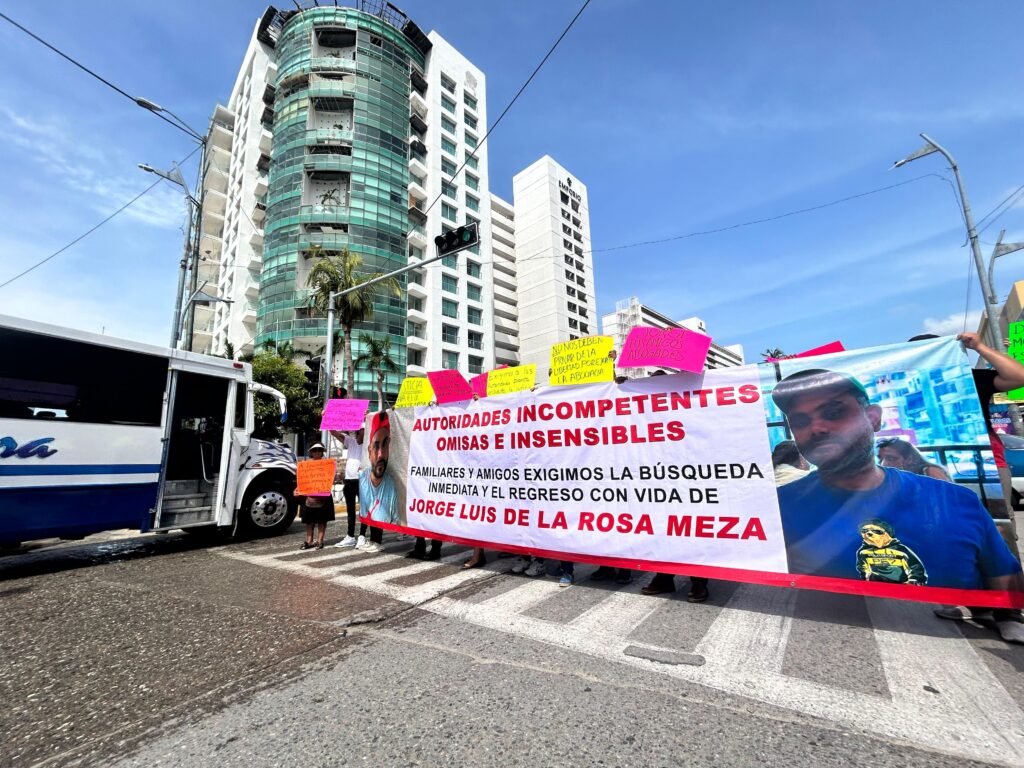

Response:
(354, 333), (400, 409)
(260, 339), (310, 362)
(762, 348), (786, 360)
(306, 248), (401, 398)
(222, 341), (236, 360)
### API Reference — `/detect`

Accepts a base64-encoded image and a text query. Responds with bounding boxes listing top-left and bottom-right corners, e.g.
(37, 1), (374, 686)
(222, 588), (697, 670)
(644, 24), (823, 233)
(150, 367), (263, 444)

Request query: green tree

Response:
(762, 348), (786, 360)
(249, 351), (319, 440)
(259, 338), (310, 363)
(306, 247), (401, 399)
(354, 333), (400, 409)
(222, 341), (236, 360)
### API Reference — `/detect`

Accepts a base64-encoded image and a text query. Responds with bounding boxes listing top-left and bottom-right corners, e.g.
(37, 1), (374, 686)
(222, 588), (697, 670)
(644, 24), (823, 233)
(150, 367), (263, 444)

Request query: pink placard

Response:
(766, 341), (845, 362)
(470, 372), (489, 398)
(427, 369), (474, 404)
(319, 398), (370, 431)
(617, 326), (712, 373)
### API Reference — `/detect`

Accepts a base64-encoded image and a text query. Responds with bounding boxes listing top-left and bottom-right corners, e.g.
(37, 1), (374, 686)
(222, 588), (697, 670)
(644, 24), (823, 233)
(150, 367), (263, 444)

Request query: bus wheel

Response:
(239, 481), (296, 537)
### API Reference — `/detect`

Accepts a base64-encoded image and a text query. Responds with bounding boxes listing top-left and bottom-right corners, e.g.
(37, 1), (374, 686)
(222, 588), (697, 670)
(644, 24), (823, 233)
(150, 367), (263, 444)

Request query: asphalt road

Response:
(1, 523), (1022, 768)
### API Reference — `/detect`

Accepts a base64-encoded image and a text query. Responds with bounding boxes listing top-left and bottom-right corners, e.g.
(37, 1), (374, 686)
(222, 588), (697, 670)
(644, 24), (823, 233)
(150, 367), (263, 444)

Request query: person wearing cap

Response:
(358, 411), (398, 553)
(772, 367), (1023, 595)
(298, 443), (335, 550)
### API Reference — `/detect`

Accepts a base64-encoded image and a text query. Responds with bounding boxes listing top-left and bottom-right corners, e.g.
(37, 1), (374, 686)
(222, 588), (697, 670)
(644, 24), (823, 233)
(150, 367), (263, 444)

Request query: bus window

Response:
(235, 382), (246, 429)
(0, 328), (167, 426)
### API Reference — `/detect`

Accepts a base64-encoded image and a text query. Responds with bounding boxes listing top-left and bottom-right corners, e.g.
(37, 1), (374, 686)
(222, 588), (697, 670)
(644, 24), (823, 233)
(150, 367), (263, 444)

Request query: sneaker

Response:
(997, 620), (1024, 644)
(559, 574), (574, 588)
(590, 565), (615, 581)
(934, 605), (968, 621)
(335, 536), (357, 549)
(354, 535), (366, 549)
(510, 557), (530, 574)
(361, 541), (382, 553)
(524, 559), (546, 578)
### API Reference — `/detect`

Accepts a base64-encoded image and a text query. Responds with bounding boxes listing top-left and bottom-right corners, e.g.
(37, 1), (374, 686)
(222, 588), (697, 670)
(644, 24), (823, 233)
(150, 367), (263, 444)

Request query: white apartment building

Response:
(406, 32), (495, 378)
(602, 296), (745, 378)
(512, 156), (597, 383)
(203, 26), (276, 358)
(489, 193), (519, 367)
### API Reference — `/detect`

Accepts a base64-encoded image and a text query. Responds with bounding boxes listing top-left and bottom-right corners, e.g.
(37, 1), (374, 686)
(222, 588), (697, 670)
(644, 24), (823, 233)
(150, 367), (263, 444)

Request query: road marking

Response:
(219, 547), (1024, 766)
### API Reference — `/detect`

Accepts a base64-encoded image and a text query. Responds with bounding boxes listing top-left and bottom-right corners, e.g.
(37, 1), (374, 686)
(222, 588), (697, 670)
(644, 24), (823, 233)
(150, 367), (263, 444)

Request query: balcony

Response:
(203, 161), (228, 195)
(245, 281), (259, 299)
(409, 155), (427, 179)
(196, 258), (220, 283)
(206, 144), (230, 175)
(256, 153), (271, 174)
(242, 301), (258, 323)
(493, 283), (517, 305)
(407, 278), (428, 299)
(410, 67), (428, 95)
(249, 229), (264, 249)
(306, 127), (354, 146)
(407, 334), (428, 351)
(254, 173), (268, 198)
(407, 227), (427, 249)
(252, 200), (267, 224)
(407, 306), (427, 324)
(408, 202), (428, 226)
(212, 104), (235, 130)
(204, 188), (227, 216)
(494, 316), (519, 335)
(408, 175), (427, 202)
(409, 111), (427, 135)
(494, 330), (519, 349)
(200, 207), (224, 238)
(410, 90), (428, 120)
(406, 362), (427, 377)
(259, 127), (273, 155)
(246, 251), (262, 270)
(209, 122), (233, 151)
(262, 82), (276, 105)
(199, 231), (222, 259)
(409, 136), (427, 157)
(310, 56), (358, 77)
(300, 204), (350, 230)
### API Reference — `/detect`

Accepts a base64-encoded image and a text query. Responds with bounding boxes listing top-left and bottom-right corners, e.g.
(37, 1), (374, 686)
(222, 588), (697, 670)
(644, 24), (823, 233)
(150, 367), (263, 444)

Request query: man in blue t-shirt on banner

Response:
(772, 368), (1023, 594)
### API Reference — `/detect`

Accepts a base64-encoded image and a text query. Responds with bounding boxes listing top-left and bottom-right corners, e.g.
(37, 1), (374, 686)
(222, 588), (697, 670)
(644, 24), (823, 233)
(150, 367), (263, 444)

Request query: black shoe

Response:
(424, 546), (442, 561)
(687, 584), (709, 603)
(615, 569), (632, 585)
(300, 541), (314, 551)
(591, 565), (615, 581)
(641, 576), (675, 595)
(405, 548), (425, 559)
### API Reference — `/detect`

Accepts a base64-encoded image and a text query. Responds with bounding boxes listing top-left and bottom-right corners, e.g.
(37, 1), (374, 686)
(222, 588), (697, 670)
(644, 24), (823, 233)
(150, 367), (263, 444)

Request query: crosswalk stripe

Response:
(696, 584), (798, 675)
(569, 582), (661, 637)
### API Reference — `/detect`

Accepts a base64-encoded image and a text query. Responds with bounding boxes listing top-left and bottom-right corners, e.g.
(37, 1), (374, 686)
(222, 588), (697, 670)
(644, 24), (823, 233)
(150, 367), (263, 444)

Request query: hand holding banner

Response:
(296, 458), (336, 496)
(618, 326), (711, 373)
(486, 364), (536, 397)
(427, 369), (474, 404)
(550, 336), (614, 386)
(319, 398), (370, 431)
(395, 377), (434, 408)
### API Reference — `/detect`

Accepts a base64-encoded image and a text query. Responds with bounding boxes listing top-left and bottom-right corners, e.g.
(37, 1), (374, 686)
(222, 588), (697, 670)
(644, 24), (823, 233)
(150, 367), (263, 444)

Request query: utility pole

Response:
(183, 141), (208, 351)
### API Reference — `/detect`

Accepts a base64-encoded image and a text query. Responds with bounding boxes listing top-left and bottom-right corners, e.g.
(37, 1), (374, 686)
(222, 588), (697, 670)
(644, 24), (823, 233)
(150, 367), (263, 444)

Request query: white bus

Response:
(0, 314), (299, 547)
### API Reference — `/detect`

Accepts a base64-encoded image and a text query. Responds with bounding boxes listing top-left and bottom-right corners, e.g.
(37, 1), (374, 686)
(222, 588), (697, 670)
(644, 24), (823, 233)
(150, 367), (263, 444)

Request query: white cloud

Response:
(923, 309), (982, 337)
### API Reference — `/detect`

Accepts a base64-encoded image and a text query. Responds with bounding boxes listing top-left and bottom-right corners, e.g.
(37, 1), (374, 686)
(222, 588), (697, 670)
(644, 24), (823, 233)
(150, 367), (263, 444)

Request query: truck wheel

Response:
(239, 481), (297, 537)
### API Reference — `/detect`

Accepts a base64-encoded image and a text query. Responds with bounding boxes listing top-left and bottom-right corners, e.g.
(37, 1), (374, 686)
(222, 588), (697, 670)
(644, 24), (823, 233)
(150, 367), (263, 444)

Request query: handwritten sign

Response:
(394, 377), (434, 408)
(550, 336), (615, 386)
(296, 458), (336, 496)
(319, 398), (370, 431)
(470, 372), (489, 399)
(618, 326), (712, 373)
(487, 364), (536, 397)
(766, 341), (846, 362)
(1007, 323), (1024, 401)
(427, 369), (474, 404)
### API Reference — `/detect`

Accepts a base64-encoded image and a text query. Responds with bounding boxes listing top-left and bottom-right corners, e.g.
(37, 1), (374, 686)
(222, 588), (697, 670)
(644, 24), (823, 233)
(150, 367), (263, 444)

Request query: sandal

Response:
(462, 554), (487, 569)
(300, 541), (314, 550)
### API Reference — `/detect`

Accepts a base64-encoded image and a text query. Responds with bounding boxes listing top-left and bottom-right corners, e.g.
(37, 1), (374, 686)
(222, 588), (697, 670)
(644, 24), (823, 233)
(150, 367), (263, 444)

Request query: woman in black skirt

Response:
(298, 443), (336, 550)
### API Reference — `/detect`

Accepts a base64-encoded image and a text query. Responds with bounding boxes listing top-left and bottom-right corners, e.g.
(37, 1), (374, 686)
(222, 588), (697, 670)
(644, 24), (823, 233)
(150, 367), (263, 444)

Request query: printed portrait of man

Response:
(771, 367), (1023, 592)
(359, 410), (399, 525)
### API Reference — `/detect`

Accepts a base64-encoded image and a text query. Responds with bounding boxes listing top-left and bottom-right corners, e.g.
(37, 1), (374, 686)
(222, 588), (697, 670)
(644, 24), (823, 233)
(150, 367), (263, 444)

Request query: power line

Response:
(419, 0), (591, 224)
(0, 10), (203, 142)
(0, 146), (201, 291)
(976, 184), (1024, 237)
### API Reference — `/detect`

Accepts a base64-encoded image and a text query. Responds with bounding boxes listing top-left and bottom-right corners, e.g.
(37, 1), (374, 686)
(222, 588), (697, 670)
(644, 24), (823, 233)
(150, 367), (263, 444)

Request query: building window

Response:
(468, 331), (483, 350)
(565, 269), (574, 280)
(442, 274), (458, 294)
(408, 296), (422, 312)
(580, 323), (589, 334)
(408, 349), (423, 366)
(441, 94), (456, 114)
(442, 324), (459, 345)
(441, 202), (458, 221)
(560, 192), (569, 204)
(576, 276), (586, 287)
(441, 115), (457, 135)
(466, 260), (481, 278)
(564, 255), (574, 266)
(568, 318), (579, 330)
(464, 113), (477, 130)
(561, 210), (570, 221)
(442, 180), (458, 199)
(566, 286), (576, 297)
(441, 136), (457, 156)
(568, 302), (577, 313)
(563, 239), (573, 250)
(409, 245), (424, 260)
(466, 194), (479, 212)
(443, 350), (459, 370)
(575, 260), (584, 271)
(562, 224), (571, 235)
(442, 254), (457, 269)
(440, 73), (457, 94)
(467, 307), (482, 325)
(468, 355), (484, 374)
(579, 308), (588, 318)
(442, 157), (457, 176)
(407, 321), (423, 337)
(467, 283), (482, 302)
(464, 132), (478, 149)
(442, 299), (458, 318)
(465, 173), (479, 191)
(464, 92), (477, 111)
(465, 153), (478, 170)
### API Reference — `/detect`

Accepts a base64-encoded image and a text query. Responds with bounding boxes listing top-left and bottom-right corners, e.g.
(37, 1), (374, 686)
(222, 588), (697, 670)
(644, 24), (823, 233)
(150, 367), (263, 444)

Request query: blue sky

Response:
(1, 0), (1022, 360)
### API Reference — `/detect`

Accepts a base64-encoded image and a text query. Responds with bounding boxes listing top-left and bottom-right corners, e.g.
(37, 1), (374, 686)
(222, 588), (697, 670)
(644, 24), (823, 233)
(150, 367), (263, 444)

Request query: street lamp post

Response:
(988, 230), (1024, 317)
(139, 162), (200, 349)
(892, 133), (1004, 349)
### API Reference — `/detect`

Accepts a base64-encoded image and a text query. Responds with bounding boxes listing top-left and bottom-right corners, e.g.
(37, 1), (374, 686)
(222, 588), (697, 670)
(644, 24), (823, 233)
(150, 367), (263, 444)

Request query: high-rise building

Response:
(489, 193), (519, 367)
(601, 297), (744, 378)
(512, 156), (597, 382)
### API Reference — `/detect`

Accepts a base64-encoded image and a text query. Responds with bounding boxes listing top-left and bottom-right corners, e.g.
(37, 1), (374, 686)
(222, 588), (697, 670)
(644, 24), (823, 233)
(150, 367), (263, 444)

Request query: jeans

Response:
(343, 479), (359, 537)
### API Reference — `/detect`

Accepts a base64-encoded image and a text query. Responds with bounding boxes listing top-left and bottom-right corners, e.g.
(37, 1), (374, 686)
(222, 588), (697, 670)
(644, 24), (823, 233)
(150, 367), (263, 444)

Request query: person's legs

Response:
(343, 479), (359, 538)
(370, 526), (383, 544)
(688, 576), (710, 603)
(524, 556), (546, 577)
(615, 568), (632, 585)
(301, 522), (315, 549)
(641, 572), (675, 595)
(406, 536), (427, 559)
(425, 538), (442, 560)
(463, 547), (486, 569)
(558, 560), (574, 587)
(315, 522), (327, 547)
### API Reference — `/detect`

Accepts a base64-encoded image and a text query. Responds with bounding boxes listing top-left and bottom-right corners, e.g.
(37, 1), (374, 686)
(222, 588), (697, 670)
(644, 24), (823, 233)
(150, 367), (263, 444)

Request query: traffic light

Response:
(304, 356), (322, 400)
(434, 222), (479, 258)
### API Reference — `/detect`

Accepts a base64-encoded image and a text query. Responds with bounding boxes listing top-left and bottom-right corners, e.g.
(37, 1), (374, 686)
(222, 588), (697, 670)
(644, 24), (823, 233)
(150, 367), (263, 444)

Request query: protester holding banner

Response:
(297, 443), (335, 550)
(772, 367), (1024, 593)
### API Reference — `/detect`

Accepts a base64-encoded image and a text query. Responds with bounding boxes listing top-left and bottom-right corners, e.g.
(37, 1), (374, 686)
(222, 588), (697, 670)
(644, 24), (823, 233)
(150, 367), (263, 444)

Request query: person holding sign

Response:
(772, 368), (1024, 596)
(331, 428), (364, 549)
(297, 443), (335, 550)
(358, 411), (398, 553)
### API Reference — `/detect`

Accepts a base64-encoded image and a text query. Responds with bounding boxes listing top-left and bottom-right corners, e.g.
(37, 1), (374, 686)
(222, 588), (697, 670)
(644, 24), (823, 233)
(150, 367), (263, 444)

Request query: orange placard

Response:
(296, 458), (336, 496)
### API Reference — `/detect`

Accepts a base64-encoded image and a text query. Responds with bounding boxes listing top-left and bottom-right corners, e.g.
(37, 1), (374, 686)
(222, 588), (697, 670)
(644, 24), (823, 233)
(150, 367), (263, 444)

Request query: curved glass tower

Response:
(257, 4), (427, 404)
